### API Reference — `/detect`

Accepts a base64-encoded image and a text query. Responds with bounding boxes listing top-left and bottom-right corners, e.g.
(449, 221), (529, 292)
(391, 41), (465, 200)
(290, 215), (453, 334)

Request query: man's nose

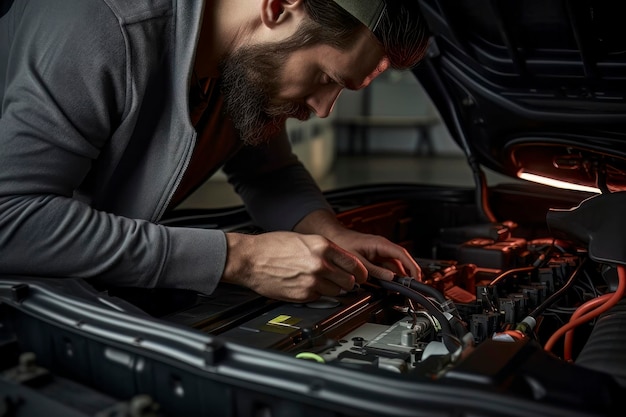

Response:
(306, 85), (343, 118)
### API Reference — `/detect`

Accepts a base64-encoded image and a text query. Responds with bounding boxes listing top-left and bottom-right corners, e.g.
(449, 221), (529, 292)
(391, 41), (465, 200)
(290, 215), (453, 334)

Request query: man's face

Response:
(219, 27), (388, 146)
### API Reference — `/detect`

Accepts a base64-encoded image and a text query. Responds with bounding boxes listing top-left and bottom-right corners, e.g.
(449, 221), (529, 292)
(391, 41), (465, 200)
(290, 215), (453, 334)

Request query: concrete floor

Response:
(176, 154), (516, 210)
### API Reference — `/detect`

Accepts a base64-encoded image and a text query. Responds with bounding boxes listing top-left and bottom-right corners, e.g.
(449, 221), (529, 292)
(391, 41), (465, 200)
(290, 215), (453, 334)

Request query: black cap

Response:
(332, 0), (386, 32)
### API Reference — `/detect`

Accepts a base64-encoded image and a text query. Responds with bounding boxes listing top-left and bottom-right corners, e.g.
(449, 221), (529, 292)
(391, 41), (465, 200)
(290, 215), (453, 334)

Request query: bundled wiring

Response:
(562, 293), (613, 361)
(375, 279), (466, 353)
(544, 264), (626, 354)
(394, 275), (462, 321)
(513, 259), (585, 338)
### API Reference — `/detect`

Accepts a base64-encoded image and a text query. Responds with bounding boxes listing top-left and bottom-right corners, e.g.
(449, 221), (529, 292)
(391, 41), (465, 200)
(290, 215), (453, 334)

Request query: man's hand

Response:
(294, 209), (421, 282)
(222, 231), (368, 302)
(324, 228), (421, 281)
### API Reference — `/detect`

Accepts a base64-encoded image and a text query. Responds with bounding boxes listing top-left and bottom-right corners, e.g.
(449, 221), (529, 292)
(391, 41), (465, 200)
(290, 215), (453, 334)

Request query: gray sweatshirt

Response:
(0, 0), (332, 293)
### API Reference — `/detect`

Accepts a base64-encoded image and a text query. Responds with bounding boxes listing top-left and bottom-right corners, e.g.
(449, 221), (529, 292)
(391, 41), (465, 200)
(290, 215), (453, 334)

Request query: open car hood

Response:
(413, 0), (626, 193)
(3, 2), (626, 417)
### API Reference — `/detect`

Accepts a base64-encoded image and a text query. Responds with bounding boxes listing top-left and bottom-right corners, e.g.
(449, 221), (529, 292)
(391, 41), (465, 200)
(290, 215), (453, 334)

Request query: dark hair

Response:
(302, 0), (429, 69)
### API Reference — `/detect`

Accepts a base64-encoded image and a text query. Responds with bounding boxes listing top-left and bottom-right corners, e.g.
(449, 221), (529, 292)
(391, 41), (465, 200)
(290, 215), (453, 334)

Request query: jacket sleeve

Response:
(222, 127), (334, 232)
(0, 1), (225, 294)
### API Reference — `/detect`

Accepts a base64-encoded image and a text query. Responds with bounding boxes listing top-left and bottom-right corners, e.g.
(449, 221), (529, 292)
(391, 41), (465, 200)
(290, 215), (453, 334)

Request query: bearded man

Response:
(0, 0), (428, 302)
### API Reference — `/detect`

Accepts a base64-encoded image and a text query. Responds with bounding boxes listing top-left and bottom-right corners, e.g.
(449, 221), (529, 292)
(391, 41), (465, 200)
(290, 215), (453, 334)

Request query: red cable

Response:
(544, 264), (626, 354)
(562, 293), (613, 361)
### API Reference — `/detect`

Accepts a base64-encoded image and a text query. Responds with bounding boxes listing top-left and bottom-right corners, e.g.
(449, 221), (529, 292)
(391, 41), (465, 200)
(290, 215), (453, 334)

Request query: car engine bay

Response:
(1, 183), (624, 416)
(92, 183), (623, 415)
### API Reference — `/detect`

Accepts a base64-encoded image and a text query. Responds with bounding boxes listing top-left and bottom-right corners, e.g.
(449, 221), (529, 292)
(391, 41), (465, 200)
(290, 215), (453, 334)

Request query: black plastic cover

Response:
(546, 191), (626, 265)
(577, 298), (626, 387)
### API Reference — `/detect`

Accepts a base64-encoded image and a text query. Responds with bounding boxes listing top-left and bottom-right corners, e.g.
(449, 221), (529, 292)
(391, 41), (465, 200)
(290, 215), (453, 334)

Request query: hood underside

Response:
(413, 0), (626, 192)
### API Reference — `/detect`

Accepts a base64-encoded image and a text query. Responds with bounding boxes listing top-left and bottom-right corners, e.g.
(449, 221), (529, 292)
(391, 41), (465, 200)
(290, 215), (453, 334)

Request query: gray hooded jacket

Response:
(0, 0), (332, 293)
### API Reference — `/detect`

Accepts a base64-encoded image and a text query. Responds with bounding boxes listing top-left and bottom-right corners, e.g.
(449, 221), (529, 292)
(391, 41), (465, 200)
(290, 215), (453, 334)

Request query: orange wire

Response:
(562, 293), (613, 361)
(544, 265), (626, 354)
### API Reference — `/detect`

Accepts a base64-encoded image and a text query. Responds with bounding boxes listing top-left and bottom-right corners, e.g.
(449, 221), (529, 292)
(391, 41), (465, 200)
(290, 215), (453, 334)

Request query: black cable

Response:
(583, 270), (600, 298)
(375, 279), (462, 353)
(528, 258), (587, 319)
(393, 275), (447, 304)
(394, 276), (465, 328)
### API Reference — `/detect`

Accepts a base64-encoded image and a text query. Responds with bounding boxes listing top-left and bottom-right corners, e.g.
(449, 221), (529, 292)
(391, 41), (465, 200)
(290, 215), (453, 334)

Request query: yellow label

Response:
(262, 314), (302, 334)
(268, 315), (292, 325)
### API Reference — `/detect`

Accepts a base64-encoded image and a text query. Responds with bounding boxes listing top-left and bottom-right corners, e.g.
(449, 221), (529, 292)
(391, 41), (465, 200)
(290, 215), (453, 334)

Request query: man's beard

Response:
(219, 44), (311, 146)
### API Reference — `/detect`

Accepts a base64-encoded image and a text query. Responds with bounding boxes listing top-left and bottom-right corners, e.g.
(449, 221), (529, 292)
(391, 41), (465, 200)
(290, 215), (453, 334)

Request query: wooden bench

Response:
(334, 115), (440, 156)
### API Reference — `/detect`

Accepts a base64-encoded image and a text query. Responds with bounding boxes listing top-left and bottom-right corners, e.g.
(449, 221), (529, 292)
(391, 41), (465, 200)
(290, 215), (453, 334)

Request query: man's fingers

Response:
(341, 234), (421, 281)
(379, 258), (407, 276)
(326, 244), (368, 284)
(362, 259), (394, 281)
(386, 250), (422, 279)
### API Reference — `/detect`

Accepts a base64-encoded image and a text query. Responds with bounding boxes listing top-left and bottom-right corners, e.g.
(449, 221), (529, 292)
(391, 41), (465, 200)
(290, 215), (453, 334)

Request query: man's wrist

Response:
(222, 232), (252, 285)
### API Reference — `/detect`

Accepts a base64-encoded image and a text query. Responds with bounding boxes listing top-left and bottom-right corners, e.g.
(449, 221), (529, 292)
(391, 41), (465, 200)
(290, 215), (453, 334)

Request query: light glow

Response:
(518, 171), (601, 194)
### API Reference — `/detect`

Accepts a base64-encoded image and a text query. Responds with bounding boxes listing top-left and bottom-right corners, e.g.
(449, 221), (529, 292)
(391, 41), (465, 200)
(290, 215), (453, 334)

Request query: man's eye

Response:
(321, 74), (335, 85)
